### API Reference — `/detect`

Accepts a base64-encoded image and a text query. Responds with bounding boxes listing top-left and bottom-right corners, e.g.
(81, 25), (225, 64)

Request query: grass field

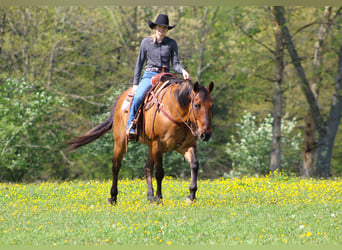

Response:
(1, 172), (341, 246)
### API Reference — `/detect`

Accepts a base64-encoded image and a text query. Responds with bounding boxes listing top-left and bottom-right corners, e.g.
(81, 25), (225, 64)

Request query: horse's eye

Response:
(194, 103), (200, 109)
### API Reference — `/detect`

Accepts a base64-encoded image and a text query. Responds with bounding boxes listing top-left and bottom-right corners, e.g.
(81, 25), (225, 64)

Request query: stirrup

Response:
(126, 123), (137, 141)
(126, 130), (137, 141)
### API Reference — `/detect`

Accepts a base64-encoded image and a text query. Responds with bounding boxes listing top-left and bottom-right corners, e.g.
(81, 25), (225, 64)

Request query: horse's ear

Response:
(208, 81), (214, 93)
(193, 82), (200, 93)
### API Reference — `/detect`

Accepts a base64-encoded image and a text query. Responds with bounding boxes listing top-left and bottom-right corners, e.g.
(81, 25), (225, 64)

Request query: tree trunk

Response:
(270, 7), (284, 172)
(0, 11), (5, 58)
(303, 6), (332, 177)
(47, 8), (60, 89)
(303, 111), (316, 177)
(22, 8), (30, 81)
(315, 42), (342, 177)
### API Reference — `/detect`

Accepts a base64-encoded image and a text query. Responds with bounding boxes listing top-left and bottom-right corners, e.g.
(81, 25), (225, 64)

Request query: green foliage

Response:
(226, 111), (303, 176)
(0, 78), (68, 181)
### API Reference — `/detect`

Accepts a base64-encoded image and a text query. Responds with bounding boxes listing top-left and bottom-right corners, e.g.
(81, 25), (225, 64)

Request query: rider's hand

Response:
(182, 69), (190, 80)
(131, 85), (138, 95)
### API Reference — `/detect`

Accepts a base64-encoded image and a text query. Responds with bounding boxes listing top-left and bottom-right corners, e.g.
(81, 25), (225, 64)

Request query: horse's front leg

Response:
(183, 146), (198, 202)
(152, 146), (164, 204)
(145, 148), (154, 203)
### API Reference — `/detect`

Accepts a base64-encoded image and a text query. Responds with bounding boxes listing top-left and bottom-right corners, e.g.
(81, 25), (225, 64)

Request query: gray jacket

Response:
(133, 36), (184, 85)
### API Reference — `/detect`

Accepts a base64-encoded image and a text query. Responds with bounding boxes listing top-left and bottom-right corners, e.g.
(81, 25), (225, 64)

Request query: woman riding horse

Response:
(126, 14), (190, 139)
(66, 14), (214, 205)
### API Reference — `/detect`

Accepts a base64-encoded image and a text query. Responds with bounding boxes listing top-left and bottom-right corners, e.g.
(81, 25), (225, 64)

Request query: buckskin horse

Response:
(67, 74), (214, 205)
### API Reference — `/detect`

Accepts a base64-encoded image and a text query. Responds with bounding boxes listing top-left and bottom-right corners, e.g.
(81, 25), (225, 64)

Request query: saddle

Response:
(144, 72), (176, 110)
(122, 72), (176, 113)
(124, 72), (177, 140)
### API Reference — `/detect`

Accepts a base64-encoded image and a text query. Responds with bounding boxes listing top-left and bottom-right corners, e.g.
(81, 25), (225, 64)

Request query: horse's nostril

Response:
(200, 132), (211, 141)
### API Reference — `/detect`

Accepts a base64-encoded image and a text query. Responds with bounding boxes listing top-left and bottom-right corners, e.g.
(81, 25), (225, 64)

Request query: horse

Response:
(66, 75), (214, 205)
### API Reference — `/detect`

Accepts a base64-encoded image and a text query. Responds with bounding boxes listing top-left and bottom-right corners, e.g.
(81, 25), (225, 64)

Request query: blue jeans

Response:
(126, 71), (158, 131)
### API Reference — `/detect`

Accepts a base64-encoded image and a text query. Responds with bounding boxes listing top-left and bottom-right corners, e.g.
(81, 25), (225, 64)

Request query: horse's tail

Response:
(66, 105), (115, 151)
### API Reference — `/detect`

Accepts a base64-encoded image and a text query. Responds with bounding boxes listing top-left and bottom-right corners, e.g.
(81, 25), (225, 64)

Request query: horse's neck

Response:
(168, 84), (193, 121)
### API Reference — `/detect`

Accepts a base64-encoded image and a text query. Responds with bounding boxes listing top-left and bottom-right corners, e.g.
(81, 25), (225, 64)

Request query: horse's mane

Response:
(159, 74), (209, 109)
(174, 80), (193, 108)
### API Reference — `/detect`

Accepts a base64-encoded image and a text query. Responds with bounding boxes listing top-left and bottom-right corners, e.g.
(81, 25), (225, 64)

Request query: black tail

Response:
(66, 107), (115, 151)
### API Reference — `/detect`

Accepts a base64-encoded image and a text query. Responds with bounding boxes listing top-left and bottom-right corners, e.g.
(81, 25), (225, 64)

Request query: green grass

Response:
(1, 174), (341, 246)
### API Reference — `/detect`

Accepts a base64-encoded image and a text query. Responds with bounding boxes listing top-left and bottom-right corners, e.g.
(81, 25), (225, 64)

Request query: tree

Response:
(0, 10), (5, 58)
(234, 7), (286, 173)
(273, 6), (342, 177)
(270, 6), (285, 172)
(190, 6), (220, 82)
(302, 7), (336, 177)
(0, 78), (69, 181)
(226, 112), (302, 176)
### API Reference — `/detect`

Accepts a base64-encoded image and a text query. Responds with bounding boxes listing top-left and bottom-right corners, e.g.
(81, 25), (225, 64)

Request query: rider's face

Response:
(155, 25), (168, 39)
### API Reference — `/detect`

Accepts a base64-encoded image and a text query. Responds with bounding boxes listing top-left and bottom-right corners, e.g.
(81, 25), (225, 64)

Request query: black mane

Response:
(159, 74), (209, 109)
(174, 80), (193, 108)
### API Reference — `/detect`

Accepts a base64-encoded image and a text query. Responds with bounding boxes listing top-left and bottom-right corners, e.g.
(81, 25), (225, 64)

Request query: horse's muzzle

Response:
(199, 131), (212, 141)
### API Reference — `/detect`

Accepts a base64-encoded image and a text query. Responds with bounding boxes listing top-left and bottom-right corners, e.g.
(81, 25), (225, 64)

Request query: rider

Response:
(126, 13), (190, 139)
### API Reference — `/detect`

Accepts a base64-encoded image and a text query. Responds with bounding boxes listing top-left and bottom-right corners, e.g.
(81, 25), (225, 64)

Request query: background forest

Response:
(1, 6), (342, 182)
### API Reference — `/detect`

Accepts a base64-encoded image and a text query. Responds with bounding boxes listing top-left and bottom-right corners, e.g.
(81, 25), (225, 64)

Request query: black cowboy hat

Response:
(148, 14), (176, 30)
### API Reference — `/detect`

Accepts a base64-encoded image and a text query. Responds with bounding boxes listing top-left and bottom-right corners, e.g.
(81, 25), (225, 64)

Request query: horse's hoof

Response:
(107, 198), (116, 205)
(147, 195), (154, 203)
(156, 199), (164, 206)
(185, 196), (195, 204)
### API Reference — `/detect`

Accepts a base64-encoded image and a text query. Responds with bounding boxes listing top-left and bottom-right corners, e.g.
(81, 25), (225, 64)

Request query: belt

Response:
(145, 67), (168, 73)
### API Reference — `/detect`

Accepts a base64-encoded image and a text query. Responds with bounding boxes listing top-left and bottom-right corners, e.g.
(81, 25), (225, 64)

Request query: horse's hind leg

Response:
(108, 141), (125, 205)
(145, 148), (155, 203)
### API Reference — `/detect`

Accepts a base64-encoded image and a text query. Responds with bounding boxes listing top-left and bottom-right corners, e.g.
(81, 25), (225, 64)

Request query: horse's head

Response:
(190, 81), (214, 141)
